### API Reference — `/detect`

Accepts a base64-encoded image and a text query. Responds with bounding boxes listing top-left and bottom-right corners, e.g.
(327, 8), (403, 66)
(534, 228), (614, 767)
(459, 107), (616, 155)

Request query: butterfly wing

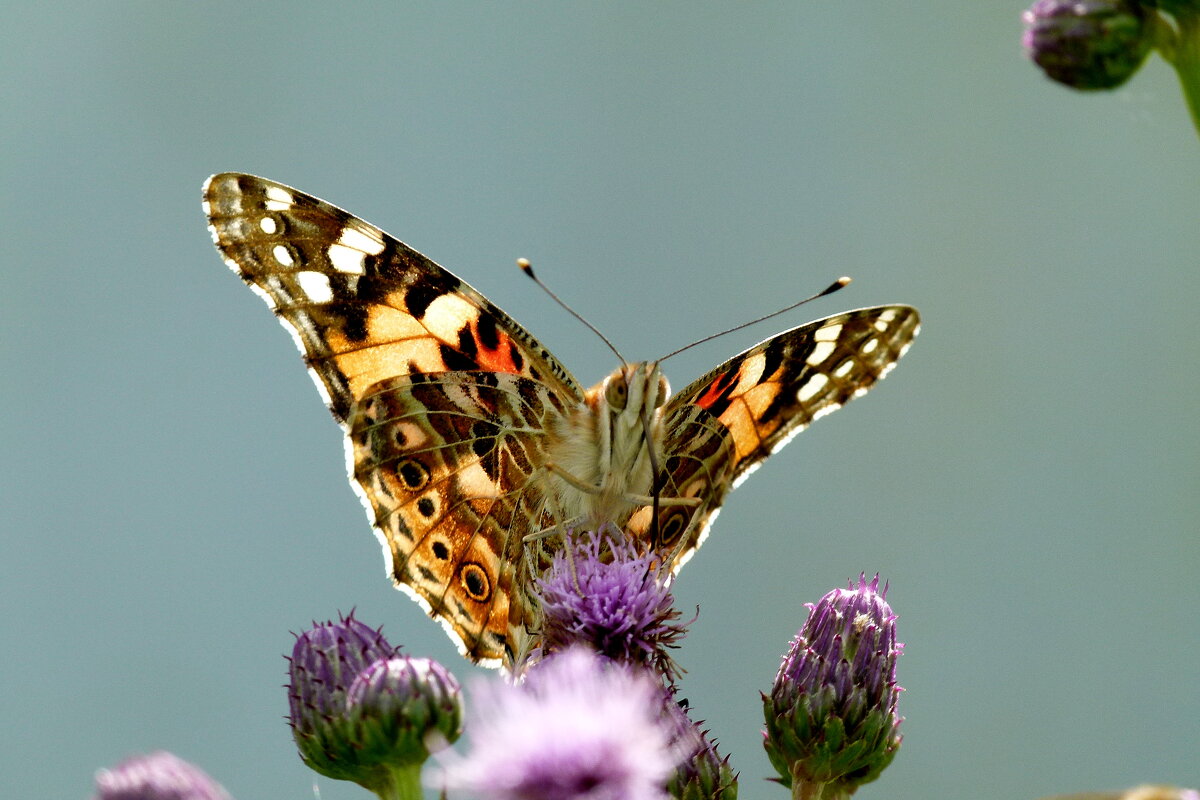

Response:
(203, 173), (583, 665)
(630, 306), (920, 567)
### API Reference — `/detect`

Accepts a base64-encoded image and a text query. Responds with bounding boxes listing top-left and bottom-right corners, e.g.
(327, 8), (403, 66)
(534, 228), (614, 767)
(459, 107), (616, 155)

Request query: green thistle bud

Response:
(762, 575), (902, 800)
(286, 614), (462, 799)
(345, 656), (464, 769)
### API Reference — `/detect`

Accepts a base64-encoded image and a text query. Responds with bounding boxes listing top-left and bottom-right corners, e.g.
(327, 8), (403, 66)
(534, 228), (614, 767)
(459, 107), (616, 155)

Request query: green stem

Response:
(371, 762), (423, 800)
(792, 778), (853, 800)
(1155, 4), (1200, 139)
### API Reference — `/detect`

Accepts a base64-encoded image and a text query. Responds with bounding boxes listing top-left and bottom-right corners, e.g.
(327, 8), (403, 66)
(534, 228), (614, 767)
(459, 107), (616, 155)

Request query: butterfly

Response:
(203, 173), (919, 668)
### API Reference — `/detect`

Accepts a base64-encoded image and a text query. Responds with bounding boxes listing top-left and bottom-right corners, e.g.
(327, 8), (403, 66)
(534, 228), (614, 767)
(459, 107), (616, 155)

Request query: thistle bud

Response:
(286, 612), (401, 791)
(664, 701), (739, 800)
(1022, 0), (1153, 90)
(762, 575), (902, 800)
(345, 656), (464, 768)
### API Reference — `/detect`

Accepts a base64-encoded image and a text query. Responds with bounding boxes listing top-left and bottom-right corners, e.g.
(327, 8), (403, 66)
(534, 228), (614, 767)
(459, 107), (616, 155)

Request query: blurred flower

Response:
(536, 525), (689, 680)
(1038, 787), (1200, 800)
(762, 574), (902, 800)
(439, 646), (681, 800)
(92, 751), (232, 800)
(1022, 0), (1154, 89)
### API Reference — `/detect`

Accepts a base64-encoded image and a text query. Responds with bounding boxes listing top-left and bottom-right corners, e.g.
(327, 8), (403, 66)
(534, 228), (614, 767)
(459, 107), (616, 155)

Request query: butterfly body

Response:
(203, 173), (919, 667)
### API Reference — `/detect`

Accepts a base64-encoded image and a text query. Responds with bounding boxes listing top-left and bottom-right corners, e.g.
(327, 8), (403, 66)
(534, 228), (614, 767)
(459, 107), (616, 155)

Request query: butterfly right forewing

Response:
(631, 306), (920, 568)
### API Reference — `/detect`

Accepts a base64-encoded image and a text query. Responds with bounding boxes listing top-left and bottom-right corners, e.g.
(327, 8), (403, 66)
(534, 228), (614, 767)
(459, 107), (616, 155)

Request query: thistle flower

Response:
(536, 525), (689, 680)
(762, 574), (902, 800)
(439, 646), (682, 800)
(1022, 0), (1154, 89)
(92, 751), (232, 800)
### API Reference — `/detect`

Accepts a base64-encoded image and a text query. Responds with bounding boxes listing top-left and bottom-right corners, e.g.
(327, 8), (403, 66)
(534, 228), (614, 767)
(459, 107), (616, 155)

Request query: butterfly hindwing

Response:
(633, 306), (920, 567)
(349, 371), (568, 663)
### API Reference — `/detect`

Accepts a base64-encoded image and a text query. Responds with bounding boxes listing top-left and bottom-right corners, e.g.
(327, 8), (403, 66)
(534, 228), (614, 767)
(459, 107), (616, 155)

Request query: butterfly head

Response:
(602, 362), (671, 415)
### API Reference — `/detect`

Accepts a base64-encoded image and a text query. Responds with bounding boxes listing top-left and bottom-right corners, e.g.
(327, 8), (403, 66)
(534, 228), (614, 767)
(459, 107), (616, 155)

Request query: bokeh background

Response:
(3, 3), (1197, 799)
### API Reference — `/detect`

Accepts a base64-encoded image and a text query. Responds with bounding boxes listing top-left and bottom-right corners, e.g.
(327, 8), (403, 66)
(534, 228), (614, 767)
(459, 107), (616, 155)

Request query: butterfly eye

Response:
(654, 374), (670, 408)
(605, 377), (629, 410)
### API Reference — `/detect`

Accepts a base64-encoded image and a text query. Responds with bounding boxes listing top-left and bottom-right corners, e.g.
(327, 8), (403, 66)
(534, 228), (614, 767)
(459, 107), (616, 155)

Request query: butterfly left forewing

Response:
(633, 305), (920, 568)
(203, 173), (583, 422)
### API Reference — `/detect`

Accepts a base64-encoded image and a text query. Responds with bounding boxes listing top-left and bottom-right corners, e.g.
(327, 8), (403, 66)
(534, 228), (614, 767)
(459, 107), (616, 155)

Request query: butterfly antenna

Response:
(519, 258), (626, 364)
(659, 276), (852, 362)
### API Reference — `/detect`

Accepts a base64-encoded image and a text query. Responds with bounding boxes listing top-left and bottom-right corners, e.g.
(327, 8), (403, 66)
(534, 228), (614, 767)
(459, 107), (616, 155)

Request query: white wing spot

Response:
(815, 324), (842, 342)
(296, 271), (334, 303)
(263, 186), (293, 211)
(798, 373), (829, 402)
(259, 217), (278, 234)
(862, 338), (879, 355)
(328, 244), (367, 275)
(328, 225), (385, 274)
(806, 340), (836, 366)
(873, 319), (891, 333)
(340, 224), (386, 254)
(424, 293), (476, 341)
(272, 244), (295, 267)
(833, 359), (855, 378)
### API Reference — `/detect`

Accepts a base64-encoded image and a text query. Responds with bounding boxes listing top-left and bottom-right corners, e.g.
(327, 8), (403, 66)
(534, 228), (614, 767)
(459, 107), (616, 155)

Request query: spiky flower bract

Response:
(439, 646), (682, 800)
(662, 698), (739, 800)
(536, 525), (689, 680)
(762, 574), (902, 800)
(92, 751), (232, 800)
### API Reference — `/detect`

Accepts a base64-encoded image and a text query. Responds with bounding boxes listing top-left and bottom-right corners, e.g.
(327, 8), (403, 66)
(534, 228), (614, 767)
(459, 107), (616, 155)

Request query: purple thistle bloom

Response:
(535, 525), (689, 680)
(92, 751), (232, 800)
(1022, 0), (1154, 90)
(439, 646), (682, 800)
(762, 574), (902, 800)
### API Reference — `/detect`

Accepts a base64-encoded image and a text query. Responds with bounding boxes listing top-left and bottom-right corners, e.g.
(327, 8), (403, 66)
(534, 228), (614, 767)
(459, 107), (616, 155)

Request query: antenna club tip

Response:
(517, 258), (535, 278)
(817, 276), (852, 297)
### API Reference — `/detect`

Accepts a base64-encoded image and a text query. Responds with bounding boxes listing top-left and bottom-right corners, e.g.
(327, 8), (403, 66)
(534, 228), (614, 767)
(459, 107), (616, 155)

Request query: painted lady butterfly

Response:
(203, 173), (919, 668)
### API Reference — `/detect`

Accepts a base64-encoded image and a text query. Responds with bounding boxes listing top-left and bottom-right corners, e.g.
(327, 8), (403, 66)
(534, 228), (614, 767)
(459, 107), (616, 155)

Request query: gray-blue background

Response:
(3, 3), (1197, 798)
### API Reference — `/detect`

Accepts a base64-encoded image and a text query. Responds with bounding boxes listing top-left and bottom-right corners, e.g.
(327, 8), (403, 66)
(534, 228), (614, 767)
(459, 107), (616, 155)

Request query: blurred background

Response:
(3, 3), (1197, 798)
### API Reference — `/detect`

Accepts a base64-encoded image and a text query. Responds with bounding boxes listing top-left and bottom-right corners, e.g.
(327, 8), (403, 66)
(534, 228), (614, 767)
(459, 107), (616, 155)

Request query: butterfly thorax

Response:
(542, 362), (670, 528)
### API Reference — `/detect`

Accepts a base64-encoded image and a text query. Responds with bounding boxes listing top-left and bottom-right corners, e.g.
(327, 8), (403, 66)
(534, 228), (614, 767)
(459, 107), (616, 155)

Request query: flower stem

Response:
(373, 763), (423, 800)
(1155, 3), (1200, 139)
(793, 778), (852, 800)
